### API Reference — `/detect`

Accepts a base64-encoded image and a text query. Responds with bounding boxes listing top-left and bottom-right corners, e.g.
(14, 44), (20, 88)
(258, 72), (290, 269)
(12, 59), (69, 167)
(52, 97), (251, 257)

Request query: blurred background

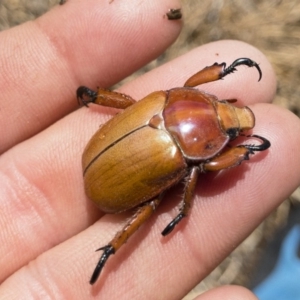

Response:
(1, 1), (299, 298)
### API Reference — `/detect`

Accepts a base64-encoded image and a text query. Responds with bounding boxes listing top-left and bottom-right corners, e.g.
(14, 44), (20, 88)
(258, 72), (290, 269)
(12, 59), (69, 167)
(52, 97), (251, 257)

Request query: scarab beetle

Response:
(77, 58), (270, 285)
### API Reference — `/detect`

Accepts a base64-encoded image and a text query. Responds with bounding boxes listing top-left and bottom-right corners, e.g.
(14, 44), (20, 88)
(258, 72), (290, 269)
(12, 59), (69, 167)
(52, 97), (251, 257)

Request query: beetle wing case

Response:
(82, 91), (187, 213)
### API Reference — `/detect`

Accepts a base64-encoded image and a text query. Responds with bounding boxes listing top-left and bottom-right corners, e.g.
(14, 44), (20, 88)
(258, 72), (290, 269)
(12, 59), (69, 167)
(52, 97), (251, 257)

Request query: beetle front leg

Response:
(162, 166), (200, 236)
(77, 86), (136, 109)
(90, 196), (162, 285)
(203, 135), (270, 172)
(184, 58), (262, 87)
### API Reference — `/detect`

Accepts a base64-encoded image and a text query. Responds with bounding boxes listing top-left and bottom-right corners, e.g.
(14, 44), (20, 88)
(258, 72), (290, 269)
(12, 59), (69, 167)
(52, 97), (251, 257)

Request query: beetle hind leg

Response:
(162, 166), (199, 236)
(90, 196), (162, 285)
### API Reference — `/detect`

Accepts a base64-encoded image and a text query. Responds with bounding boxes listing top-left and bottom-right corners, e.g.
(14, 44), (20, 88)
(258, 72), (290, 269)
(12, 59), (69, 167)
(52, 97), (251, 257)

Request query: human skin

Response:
(0, 1), (300, 299)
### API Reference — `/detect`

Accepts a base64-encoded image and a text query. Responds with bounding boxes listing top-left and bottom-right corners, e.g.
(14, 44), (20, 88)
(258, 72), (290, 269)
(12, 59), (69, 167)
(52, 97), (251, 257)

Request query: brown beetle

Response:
(77, 58), (270, 285)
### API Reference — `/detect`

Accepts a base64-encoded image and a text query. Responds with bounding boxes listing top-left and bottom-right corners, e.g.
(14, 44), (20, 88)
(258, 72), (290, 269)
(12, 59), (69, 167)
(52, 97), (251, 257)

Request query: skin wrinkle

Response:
(0, 176), (45, 280)
(20, 263), (59, 300)
(33, 18), (79, 96)
(0, 153), (73, 284)
(0, 23), (70, 153)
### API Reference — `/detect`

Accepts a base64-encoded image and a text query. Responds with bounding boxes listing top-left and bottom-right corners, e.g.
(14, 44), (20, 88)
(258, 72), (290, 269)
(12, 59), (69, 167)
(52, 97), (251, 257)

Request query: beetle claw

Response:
(90, 245), (115, 285)
(223, 58), (262, 82)
(162, 213), (185, 236)
(244, 135), (271, 152)
(76, 86), (97, 107)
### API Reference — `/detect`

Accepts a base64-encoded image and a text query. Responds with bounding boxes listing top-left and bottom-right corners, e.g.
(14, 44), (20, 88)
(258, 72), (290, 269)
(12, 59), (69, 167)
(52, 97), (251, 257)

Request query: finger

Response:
(0, 0), (182, 153)
(195, 285), (258, 300)
(1, 39), (292, 298)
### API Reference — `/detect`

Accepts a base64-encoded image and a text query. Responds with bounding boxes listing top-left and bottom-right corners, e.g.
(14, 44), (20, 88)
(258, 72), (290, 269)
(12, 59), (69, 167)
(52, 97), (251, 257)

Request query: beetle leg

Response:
(162, 166), (199, 236)
(77, 86), (136, 109)
(202, 135), (270, 172)
(184, 57), (262, 87)
(90, 196), (162, 285)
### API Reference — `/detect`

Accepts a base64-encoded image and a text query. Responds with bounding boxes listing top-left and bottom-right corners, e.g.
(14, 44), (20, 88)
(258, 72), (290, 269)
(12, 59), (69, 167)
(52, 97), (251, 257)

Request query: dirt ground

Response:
(1, 0), (299, 298)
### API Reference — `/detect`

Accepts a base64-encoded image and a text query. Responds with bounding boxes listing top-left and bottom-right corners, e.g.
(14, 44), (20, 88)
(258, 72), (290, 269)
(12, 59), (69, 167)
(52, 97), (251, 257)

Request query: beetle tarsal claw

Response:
(76, 86), (97, 107)
(224, 58), (262, 82)
(244, 135), (271, 152)
(161, 213), (185, 236)
(90, 245), (115, 285)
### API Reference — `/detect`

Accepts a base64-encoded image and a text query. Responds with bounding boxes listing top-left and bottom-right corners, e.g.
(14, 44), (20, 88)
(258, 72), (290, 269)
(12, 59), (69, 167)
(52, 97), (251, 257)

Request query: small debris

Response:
(166, 8), (182, 20)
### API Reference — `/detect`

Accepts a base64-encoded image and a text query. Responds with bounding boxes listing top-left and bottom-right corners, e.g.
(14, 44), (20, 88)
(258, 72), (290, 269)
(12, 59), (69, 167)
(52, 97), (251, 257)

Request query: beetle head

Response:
(215, 101), (255, 139)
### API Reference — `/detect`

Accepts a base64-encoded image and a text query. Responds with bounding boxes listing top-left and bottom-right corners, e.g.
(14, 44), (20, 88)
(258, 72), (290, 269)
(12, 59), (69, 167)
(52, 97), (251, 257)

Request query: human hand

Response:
(1, 1), (300, 299)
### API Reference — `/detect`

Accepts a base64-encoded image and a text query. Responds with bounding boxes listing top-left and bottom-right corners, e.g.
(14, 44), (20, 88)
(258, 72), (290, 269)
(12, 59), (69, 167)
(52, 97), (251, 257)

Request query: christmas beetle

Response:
(77, 58), (270, 285)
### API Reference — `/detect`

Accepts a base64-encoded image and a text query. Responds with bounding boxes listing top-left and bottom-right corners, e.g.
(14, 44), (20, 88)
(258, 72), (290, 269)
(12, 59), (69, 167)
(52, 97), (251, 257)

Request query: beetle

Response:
(77, 58), (270, 285)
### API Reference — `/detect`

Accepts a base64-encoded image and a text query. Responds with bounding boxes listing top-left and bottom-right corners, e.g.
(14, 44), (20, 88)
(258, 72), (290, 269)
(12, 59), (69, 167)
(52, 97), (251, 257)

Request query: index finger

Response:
(0, 0), (182, 153)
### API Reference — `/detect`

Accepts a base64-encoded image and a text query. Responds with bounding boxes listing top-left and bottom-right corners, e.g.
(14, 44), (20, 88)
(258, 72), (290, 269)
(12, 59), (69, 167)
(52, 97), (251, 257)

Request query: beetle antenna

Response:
(223, 58), (262, 82)
(89, 245), (115, 285)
